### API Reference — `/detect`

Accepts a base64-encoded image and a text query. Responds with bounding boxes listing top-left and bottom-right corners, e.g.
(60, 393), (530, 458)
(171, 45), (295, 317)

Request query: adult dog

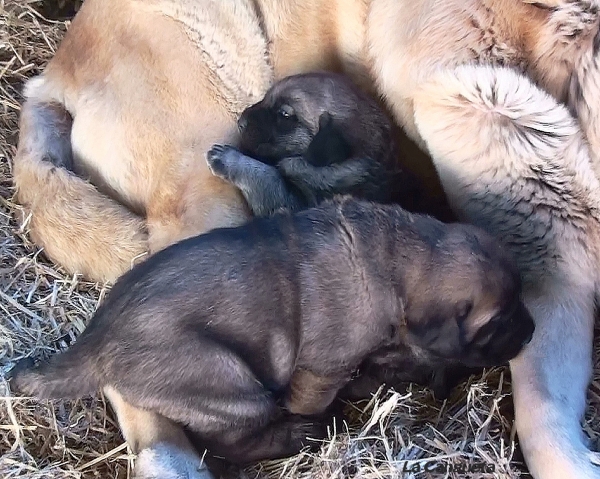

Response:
(12, 1), (600, 478)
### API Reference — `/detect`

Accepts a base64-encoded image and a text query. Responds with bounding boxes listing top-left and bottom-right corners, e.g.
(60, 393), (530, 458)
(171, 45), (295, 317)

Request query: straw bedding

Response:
(0, 1), (598, 478)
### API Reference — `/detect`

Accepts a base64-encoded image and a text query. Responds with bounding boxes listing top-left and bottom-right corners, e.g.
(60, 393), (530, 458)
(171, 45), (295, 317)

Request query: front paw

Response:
(206, 144), (238, 180)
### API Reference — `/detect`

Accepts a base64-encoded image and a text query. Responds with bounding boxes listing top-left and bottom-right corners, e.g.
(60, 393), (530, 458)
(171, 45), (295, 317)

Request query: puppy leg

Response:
(206, 144), (304, 215)
(205, 413), (326, 465)
(410, 64), (600, 478)
(103, 335), (323, 466)
(104, 387), (214, 479)
(284, 368), (346, 416)
(277, 156), (371, 198)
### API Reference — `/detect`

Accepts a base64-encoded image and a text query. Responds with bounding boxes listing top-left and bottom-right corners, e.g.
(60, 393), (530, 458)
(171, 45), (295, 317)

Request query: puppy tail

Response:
(13, 75), (149, 283)
(9, 338), (100, 399)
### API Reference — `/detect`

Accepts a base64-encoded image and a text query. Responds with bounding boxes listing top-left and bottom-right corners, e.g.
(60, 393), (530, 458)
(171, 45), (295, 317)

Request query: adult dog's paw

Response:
(135, 444), (215, 479)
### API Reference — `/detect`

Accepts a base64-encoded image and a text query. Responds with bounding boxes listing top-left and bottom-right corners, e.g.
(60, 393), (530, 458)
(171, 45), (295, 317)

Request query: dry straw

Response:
(0, 1), (598, 478)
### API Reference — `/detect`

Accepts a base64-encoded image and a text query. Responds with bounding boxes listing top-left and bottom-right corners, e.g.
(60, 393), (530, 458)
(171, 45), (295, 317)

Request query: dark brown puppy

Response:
(206, 72), (435, 217)
(11, 197), (534, 468)
(208, 72), (464, 398)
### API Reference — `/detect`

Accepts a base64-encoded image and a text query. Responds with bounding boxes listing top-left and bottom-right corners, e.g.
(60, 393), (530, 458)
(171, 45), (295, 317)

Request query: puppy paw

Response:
(206, 144), (240, 180)
(135, 443), (215, 479)
(277, 156), (308, 178)
(285, 415), (329, 451)
(8, 358), (44, 396)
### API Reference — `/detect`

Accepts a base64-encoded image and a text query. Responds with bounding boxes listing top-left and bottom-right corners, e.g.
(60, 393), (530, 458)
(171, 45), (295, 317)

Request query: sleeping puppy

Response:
(10, 197), (534, 473)
(205, 72), (438, 218)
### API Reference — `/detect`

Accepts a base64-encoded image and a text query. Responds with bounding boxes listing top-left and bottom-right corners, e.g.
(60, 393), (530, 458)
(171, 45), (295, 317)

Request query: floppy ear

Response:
(404, 300), (468, 360)
(304, 112), (352, 166)
(318, 111), (334, 129)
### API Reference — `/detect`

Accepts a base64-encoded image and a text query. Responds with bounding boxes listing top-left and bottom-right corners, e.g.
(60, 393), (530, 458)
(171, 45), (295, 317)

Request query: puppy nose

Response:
(521, 327), (534, 347)
(238, 115), (248, 132)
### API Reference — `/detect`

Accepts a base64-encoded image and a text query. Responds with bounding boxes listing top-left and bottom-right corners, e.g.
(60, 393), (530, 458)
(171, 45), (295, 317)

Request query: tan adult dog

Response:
(12, 1), (600, 479)
(368, 2), (600, 479)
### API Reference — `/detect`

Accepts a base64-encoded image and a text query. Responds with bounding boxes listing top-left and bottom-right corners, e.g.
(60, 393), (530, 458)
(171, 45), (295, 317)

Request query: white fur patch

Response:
(22, 76), (46, 100)
(135, 444), (214, 479)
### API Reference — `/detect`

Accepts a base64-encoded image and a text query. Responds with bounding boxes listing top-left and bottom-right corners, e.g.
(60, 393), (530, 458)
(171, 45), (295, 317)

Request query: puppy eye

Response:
(277, 104), (295, 120)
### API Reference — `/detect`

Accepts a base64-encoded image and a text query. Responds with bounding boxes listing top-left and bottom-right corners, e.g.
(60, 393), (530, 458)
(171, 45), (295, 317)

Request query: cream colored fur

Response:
(12, 0), (600, 478)
(367, 2), (600, 477)
(411, 64), (600, 479)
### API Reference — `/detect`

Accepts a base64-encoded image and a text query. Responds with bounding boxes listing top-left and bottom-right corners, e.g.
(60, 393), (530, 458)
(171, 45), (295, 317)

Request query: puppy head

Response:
(402, 223), (535, 368)
(237, 72), (382, 165)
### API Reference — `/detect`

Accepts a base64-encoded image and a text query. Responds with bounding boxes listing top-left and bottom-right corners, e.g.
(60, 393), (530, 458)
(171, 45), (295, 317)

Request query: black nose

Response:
(516, 301), (535, 347)
(238, 115), (248, 132)
(521, 326), (534, 347)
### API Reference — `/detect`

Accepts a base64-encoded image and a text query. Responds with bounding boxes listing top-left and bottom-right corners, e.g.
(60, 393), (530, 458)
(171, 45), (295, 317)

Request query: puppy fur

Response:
(206, 72), (434, 218)
(204, 71), (465, 399)
(11, 197), (534, 471)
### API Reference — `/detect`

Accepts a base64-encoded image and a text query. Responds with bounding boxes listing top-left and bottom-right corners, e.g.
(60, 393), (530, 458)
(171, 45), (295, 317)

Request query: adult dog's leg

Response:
(13, 81), (148, 283)
(104, 387), (214, 479)
(510, 291), (598, 479)
(410, 64), (600, 479)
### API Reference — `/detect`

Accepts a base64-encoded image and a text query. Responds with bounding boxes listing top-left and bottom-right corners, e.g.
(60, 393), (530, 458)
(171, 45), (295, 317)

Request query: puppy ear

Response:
(405, 308), (464, 360)
(305, 113), (352, 167)
(318, 112), (334, 130)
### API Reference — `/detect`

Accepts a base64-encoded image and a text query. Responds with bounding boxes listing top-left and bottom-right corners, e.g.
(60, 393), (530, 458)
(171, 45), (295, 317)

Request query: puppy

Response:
(11, 197), (534, 475)
(206, 72), (433, 217)
(206, 72), (461, 398)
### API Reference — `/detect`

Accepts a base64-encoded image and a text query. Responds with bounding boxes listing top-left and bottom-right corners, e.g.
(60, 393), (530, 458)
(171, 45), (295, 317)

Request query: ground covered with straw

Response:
(0, 1), (599, 478)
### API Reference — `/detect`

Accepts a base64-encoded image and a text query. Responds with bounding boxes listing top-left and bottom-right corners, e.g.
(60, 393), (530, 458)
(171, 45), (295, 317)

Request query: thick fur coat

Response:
(11, 1), (600, 479)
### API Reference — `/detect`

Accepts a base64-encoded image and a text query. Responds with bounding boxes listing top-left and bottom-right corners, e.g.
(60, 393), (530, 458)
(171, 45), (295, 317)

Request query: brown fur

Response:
(13, 1), (600, 478)
(13, 0), (446, 284)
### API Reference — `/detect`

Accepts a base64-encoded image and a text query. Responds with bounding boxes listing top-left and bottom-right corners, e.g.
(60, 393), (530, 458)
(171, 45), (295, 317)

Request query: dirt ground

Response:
(0, 1), (598, 478)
